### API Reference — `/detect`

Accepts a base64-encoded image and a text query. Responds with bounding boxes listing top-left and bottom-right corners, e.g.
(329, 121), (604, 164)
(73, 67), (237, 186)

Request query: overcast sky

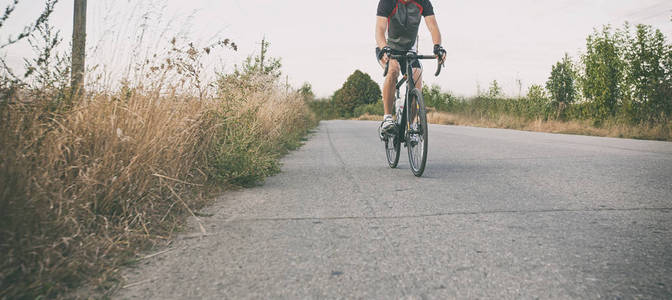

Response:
(2, 0), (671, 97)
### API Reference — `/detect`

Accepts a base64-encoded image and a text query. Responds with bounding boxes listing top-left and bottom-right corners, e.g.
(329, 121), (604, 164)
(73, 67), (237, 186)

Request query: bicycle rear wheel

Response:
(385, 133), (401, 168)
(406, 88), (428, 177)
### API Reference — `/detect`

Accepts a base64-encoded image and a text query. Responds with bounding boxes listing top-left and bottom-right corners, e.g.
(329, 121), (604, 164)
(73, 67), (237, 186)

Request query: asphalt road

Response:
(117, 120), (672, 299)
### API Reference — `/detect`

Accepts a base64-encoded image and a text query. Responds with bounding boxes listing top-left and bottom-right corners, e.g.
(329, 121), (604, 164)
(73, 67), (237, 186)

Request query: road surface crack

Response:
(232, 207), (672, 223)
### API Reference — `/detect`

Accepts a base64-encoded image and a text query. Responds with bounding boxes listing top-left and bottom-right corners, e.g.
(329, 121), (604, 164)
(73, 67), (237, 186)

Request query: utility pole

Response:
(71, 0), (87, 99)
(259, 36), (266, 72)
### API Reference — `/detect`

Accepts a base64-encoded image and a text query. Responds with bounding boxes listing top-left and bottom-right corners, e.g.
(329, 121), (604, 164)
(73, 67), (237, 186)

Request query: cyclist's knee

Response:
(387, 70), (400, 81)
(388, 70), (400, 80)
(387, 61), (401, 78)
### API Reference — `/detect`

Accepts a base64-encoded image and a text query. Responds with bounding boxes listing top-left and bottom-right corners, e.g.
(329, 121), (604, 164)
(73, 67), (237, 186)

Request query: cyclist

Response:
(375, 0), (446, 134)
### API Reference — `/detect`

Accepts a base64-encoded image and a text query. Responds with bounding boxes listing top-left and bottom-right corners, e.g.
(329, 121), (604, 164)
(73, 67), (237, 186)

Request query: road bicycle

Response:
(379, 51), (443, 177)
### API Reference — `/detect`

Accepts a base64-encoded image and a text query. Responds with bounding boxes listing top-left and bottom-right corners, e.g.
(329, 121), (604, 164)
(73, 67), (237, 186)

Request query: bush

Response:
(331, 70), (381, 117)
(423, 84), (457, 111)
(353, 100), (384, 117)
(429, 22), (672, 129)
(212, 73), (314, 186)
(308, 99), (339, 120)
(308, 70), (382, 120)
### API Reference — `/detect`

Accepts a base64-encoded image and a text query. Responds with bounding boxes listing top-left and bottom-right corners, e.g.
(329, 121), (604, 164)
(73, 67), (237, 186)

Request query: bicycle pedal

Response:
(382, 127), (397, 136)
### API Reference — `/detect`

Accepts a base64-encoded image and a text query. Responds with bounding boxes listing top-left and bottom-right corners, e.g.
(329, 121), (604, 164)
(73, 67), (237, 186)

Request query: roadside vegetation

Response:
(315, 22), (672, 141)
(308, 69), (383, 119)
(421, 22), (672, 141)
(0, 2), (314, 298)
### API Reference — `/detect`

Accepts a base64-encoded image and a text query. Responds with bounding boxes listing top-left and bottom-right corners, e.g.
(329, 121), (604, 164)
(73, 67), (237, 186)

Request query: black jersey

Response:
(376, 0), (435, 51)
(377, 0), (434, 18)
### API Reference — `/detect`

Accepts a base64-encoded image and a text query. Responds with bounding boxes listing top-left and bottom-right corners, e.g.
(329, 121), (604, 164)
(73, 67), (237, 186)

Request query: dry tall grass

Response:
(0, 71), (314, 298)
(426, 111), (671, 141)
(354, 113), (383, 121)
(354, 110), (670, 141)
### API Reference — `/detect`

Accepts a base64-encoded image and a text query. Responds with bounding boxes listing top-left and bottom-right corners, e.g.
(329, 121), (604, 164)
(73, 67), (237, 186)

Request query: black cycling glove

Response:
(377, 46), (392, 61)
(433, 44), (446, 59)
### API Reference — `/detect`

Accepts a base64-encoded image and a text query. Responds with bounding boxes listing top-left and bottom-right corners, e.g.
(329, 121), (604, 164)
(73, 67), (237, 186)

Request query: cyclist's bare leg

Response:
(413, 67), (422, 89)
(383, 60), (401, 116)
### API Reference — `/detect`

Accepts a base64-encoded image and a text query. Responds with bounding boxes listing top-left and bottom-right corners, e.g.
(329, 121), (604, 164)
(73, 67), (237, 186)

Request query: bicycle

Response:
(379, 51), (443, 177)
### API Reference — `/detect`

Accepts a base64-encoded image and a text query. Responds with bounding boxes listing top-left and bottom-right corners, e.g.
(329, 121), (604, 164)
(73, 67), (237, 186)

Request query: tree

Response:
(623, 24), (672, 122)
(331, 70), (381, 117)
(546, 53), (577, 118)
(581, 26), (625, 122)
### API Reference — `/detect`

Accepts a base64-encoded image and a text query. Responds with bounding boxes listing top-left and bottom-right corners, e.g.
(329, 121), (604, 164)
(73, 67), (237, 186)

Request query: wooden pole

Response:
(71, 0), (87, 99)
(260, 37), (266, 72)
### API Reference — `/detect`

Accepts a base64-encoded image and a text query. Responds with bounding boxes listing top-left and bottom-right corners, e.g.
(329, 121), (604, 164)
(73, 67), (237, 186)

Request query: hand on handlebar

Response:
(380, 54), (390, 65)
(433, 44), (447, 65)
(377, 46), (391, 66)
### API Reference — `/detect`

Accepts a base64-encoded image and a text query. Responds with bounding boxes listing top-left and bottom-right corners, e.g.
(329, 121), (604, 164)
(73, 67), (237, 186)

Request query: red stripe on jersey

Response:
(409, 0), (423, 16)
(387, 0), (399, 34)
(388, 0), (399, 18)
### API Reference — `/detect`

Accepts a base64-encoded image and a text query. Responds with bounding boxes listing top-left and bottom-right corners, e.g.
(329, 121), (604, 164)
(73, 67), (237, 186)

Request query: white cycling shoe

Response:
(380, 116), (396, 136)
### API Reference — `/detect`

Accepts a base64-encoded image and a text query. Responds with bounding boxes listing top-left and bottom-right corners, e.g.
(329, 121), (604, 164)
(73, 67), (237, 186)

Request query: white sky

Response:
(1, 0), (671, 97)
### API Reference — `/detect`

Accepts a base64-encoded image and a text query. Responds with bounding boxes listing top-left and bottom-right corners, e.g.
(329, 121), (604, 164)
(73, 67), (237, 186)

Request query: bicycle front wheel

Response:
(406, 88), (428, 177)
(385, 133), (401, 168)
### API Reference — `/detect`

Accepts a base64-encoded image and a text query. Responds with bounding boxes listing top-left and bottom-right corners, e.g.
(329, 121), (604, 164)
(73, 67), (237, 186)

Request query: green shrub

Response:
(353, 100), (384, 117)
(309, 99), (340, 120)
(427, 22), (672, 128)
(331, 70), (381, 117)
(423, 84), (457, 111)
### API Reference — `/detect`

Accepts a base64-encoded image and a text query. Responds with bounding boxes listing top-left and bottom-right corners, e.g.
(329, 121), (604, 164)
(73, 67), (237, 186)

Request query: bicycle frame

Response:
(384, 52), (441, 144)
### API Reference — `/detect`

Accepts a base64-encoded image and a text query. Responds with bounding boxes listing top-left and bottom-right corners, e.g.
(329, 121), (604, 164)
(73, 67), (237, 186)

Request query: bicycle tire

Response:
(385, 134), (401, 168)
(406, 88), (428, 177)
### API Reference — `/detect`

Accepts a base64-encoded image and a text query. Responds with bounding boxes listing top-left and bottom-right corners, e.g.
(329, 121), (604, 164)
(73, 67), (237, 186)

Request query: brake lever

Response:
(435, 57), (443, 77)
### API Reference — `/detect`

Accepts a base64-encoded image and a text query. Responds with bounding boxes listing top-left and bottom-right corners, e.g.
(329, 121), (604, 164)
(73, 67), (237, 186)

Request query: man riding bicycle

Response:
(375, 0), (446, 134)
